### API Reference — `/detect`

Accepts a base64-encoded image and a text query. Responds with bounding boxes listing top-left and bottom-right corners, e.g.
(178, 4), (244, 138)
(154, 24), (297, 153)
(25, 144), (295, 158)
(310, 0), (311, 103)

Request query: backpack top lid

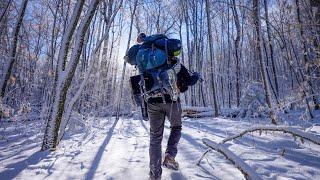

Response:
(142, 34), (167, 47)
(142, 34), (181, 57)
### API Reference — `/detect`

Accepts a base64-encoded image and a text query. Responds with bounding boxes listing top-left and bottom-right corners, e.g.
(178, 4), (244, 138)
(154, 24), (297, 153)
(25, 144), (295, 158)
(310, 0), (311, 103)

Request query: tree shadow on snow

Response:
(164, 126), (222, 179)
(227, 135), (320, 178)
(84, 118), (119, 180)
(196, 164), (221, 180)
(170, 171), (188, 180)
(165, 125), (206, 151)
(182, 120), (227, 139)
(0, 150), (50, 179)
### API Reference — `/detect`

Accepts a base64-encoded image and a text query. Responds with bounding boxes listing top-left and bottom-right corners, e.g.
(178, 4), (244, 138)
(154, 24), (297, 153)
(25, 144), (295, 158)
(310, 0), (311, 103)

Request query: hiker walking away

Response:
(125, 33), (200, 180)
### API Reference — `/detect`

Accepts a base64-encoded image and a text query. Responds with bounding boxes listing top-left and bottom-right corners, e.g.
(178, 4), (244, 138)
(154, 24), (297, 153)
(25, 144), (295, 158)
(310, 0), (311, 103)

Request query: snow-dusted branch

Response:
(196, 148), (211, 165)
(57, 0), (85, 73)
(202, 138), (262, 180)
(221, 126), (320, 145)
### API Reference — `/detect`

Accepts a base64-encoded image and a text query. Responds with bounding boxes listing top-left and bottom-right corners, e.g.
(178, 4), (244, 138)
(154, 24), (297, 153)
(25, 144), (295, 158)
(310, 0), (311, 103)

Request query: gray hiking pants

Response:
(148, 101), (182, 178)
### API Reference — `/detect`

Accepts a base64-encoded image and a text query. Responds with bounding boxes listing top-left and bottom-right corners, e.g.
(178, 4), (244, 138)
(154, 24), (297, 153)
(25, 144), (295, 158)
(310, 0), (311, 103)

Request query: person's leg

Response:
(164, 102), (182, 158)
(148, 102), (165, 178)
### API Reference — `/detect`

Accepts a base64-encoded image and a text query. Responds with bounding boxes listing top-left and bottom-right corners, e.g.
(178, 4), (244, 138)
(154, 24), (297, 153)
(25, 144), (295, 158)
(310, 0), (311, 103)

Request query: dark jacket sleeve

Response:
(177, 64), (199, 93)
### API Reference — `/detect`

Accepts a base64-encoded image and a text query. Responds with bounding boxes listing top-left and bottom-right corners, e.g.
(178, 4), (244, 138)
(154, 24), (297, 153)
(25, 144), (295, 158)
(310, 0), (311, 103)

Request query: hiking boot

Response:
(163, 154), (179, 170)
(149, 168), (161, 180)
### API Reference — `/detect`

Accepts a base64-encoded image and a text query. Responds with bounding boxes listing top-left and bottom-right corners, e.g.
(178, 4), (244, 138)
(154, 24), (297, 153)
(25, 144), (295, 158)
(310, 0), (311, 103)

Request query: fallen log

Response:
(182, 106), (213, 118)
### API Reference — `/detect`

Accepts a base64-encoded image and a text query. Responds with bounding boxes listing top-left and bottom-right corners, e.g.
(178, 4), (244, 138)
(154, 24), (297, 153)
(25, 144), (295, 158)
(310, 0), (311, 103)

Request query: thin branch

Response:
(196, 148), (211, 165)
(221, 126), (320, 145)
(0, 0), (11, 23)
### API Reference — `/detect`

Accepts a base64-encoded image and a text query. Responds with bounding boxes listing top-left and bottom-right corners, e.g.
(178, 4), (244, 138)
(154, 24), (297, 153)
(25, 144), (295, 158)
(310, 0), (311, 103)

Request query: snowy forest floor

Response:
(0, 110), (320, 180)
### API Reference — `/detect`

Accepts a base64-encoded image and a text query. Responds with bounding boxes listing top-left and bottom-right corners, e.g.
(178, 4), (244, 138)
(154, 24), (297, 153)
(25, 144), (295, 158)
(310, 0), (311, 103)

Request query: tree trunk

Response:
(205, 0), (219, 116)
(295, 0), (319, 110)
(0, 0), (28, 97)
(42, 0), (102, 151)
(231, 0), (241, 107)
(227, 5), (232, 108)
(264, 0), (279, 98)
(253, 0), (277, 124)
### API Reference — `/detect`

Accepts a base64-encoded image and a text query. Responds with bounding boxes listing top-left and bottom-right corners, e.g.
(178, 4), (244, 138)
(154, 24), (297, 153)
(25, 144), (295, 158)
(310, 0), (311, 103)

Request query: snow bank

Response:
(237, 82), (268, 118)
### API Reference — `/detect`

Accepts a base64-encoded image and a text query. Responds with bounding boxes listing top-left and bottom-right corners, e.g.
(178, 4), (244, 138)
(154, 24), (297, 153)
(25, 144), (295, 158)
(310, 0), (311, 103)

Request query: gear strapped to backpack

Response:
(141, 61), (181, 103)
(135, 34), (182, 103)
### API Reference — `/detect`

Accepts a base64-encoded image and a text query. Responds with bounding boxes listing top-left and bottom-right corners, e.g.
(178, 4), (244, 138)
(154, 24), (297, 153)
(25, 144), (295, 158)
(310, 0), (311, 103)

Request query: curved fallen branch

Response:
(221, 126), (320, 145)
(202, 138), (262, 180)
(199, 126), (320, 179)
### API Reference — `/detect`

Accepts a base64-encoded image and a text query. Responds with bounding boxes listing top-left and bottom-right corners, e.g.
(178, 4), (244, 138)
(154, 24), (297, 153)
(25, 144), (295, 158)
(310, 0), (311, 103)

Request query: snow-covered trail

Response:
(0, 116), (242, 180)
(1, 114), (320, 180)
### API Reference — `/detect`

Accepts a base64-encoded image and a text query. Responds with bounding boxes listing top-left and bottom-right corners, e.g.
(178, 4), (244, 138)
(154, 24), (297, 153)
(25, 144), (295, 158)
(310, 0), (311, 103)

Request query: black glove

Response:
(188, 72), (200, 86)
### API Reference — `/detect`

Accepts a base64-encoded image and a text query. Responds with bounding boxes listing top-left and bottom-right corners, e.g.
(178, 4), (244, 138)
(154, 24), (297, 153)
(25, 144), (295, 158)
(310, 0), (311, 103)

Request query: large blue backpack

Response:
(136, 34), (167, 72)
(131, 34), (182, 102)
(135, 34), (182, 73)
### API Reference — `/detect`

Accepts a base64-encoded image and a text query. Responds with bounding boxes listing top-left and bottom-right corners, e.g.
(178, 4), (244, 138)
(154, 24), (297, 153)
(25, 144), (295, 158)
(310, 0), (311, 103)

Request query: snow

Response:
(306, 124), (320, 134)
(1, 111), (320, 179)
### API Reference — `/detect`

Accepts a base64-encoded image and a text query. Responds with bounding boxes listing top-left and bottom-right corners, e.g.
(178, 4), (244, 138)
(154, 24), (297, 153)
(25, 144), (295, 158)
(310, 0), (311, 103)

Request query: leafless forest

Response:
(0, 0), (319, 150)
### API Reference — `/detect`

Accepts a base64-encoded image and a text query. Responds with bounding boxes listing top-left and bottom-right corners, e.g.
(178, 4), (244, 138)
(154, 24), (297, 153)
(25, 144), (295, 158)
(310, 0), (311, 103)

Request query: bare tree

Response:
(231, 0), (241, 107)
(42, 0), (102, 151)
(252, 0), (277, 124)
(263, 0), (279, 99)
(0, 0), (28, 98)
(295, 0), (320, 110)
(205, 0), (219, 116)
